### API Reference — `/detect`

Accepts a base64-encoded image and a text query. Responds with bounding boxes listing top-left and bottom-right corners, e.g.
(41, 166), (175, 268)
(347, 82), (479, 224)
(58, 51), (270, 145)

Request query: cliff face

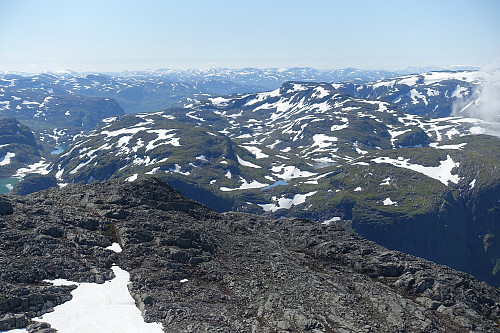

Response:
(0, 178), (499, 332)
(343, 137), (500, 288)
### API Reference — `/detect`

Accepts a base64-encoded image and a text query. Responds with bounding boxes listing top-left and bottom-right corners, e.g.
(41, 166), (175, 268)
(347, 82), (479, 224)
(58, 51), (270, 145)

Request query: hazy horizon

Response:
(0, 65), (483, 76)
(1, 0), (499, 72)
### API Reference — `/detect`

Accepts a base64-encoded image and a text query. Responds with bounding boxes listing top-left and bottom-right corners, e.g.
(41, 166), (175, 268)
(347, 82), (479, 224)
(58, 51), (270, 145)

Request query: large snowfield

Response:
(3, 244), (163, 333)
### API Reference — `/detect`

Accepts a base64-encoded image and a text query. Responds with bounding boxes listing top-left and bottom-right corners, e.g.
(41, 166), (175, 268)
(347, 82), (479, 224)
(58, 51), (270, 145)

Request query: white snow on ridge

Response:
(380, 177), (391, 186)
(259, 191), (317, 212)
(242, 146), (269, 159)
(237, 155), (261, 168)
(220, 177), (268, 191)
(410, 89), (428, 105)
(383, 198), (397, 206)
(397, 76), (420, 86)
(14, 159), (50, 178)
(210, 96), (231, 106)
(429, 142), (467, 150)
(451, 85), (468, 99)
(372, 155), (460, 185)
(101, 127), (148, 137)
(0, 152), (15, 166)
(322, 217), (341, 225)
(423, 71), (479, 85)
(125, 174), (138, 182)
(106, 242), (122, 253)
(168, 164), (190, 176)
(245, 89), (280, 106)
(271, 165), (316, 180)
(388, 129), (411, 147)
(0, 100), (10, 110)
(196, 155), (208, 161)
(331, 117), (349, 131)
(102, 116), (118, 123)
(145, 129), (180, 151)
(312, 134), (337, 149)
(39, 266), (163, 333)
(312, 86), (330, 99)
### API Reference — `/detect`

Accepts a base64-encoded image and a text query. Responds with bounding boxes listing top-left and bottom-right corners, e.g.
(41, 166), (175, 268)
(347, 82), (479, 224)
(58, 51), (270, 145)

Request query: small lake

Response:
(50, 146), (68, 155)
(0, 177), (20, 194)
(261, 180), (289, 190)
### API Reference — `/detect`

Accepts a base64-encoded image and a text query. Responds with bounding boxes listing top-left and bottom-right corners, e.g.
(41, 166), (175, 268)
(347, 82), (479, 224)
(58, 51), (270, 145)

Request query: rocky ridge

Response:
(0, 178), (499, 332)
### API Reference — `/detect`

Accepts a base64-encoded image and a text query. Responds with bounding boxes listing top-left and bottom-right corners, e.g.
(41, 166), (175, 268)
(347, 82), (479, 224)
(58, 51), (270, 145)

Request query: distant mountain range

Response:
(1, 67), (486, 143)
(1, 68), (499, 288)
(40, 79), (499, 287)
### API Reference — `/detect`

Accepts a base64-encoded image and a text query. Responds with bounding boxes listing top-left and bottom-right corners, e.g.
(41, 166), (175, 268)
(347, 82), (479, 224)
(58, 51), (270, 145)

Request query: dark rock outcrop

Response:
(0, 118), (38, 148)
(11, 174), (58, 196)
(0, 196), (13, 215)
(0, 178), (499, 332)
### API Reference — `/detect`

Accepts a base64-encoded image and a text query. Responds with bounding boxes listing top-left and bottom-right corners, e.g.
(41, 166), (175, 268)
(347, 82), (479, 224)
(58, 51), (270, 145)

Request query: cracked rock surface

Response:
(0, 178), (499, 332)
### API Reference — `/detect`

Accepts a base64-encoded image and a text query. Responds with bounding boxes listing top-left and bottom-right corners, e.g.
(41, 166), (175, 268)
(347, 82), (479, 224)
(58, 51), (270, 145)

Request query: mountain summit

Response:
(0, 178), (499, 332)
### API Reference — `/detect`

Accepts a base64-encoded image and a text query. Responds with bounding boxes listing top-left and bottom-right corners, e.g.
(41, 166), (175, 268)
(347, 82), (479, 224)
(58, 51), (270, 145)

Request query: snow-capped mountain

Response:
(0, 74), (124, 146)
(2, 69), (499, 287)
(334, 71), (482, 117)
(50, 81), (487, 189)
(2, 69), (485, 148)
(41, 80), (500, 286)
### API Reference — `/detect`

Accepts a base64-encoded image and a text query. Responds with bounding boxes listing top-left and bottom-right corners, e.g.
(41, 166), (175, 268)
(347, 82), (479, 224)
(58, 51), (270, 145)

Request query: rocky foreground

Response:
(0, 178), (499, 332)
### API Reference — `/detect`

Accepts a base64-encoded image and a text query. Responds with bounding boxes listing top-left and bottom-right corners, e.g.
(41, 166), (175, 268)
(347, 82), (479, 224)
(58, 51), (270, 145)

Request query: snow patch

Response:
(38, 266), (163, 333)
(237, 155), (261, 168)
(380, 177), (391, 186)
(242, 146), (269, 159)
(220, 178), (268, 191)
(383, 198), (397, 206)
(259, 191), (317, 212)
(125, 174), (138, 182)
(429, 142), (467, 150)
(271, 165), (316, 180)
(312, 134), (338, 148)
(14, 159), (50, 178)
(0, 152), (15, 166)
(106, 243), (122, 253)
(372, 155), (460, 186)
(322, 217), (341, 225)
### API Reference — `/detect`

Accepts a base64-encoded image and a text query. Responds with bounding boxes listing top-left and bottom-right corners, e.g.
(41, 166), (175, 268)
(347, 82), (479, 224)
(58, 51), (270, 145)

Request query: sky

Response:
(0, 0), (499, 72)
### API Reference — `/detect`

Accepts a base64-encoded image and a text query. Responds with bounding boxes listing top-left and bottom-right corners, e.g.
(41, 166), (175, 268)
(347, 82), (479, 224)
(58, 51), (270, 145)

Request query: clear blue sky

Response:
(1, 0), (499, 72)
